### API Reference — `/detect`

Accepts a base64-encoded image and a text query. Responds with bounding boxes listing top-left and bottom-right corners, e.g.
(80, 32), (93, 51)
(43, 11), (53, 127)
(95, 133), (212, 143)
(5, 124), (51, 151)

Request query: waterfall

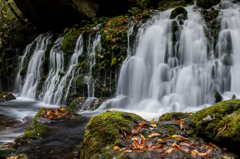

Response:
(52, 34), (84, 105)
(100, 2), (240, 113)
(40, 37), (65, 104)
(21, 33), (53, 99)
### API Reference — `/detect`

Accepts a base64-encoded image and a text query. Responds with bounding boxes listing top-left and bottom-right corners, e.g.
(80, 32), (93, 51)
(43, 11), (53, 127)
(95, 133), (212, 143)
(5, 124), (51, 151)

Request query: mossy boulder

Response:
(159, 112), (191, 121)
(80, 111), (144, 159)
(196, 0), (221, 9)
(188, 99), (240, 154)
(170, 6), (187, 19)
(22, 108), (50, 139)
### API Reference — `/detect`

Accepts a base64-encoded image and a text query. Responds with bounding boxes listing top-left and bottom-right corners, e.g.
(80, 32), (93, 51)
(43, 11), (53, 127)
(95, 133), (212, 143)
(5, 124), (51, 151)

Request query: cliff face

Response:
(13, 0), (131, 30)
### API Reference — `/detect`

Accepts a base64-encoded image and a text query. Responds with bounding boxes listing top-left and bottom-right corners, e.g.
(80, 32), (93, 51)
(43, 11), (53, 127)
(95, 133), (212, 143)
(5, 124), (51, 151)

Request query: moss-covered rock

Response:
(0, 92), (16, 102)
(170, 6), (188, 19)
(22, 108), (49, 139)
(188, 99), (240, 154)
(0, 148), (16, 156)
(196, 0), (221, 9)
(159, 112), (191, 121)
(80, 111), (144, 159)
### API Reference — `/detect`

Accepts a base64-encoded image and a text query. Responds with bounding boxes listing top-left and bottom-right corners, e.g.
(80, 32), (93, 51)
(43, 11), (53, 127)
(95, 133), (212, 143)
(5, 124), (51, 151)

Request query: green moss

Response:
(142, 10), (150, 19)
(170, 6), (188, 19)
(0, 148), (16, 156)
(157, 0), (180, 11)
(189, 99), (240, 149)
(159, 112), (190, 121)
(23, 108), (50, 139)
(111, 57), (117, 67)
(196, 0), (221, 9)
(80, 111), (144, 159)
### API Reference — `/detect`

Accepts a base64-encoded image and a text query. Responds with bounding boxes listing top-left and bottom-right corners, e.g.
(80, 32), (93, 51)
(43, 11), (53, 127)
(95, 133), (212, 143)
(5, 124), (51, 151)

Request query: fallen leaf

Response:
(222, 156), (231, 159)
(180, 147), (189, 153)
(172, 142), (177, 147)
(223, 148), (227, 151)
(113, 146), (121, 151)
(132, 129), (138, 135)
(50, 150), (54, 153)
(189, 143), (200, 149)
(178, 135), (189, 140)
(156, 144), (163, 148)
(191, 150), (199, 156)
(205, 146), (212, 149)
(133, 150), (144, 152)
(209, 142), (217, 148)
(199, 153), (210, 158)
(150, 123), (157, 127)
(157, 139), (163, 142)
(180, 122), (183, 130)
(222, 123), (227, 132)
(131, 136), (140, 141)
(151, 117), (155, 124)
(149, 127), (154, 130)
(166, 148), (173, 153)
(176, 145), (181, 149)
(148, 133), (160, 138)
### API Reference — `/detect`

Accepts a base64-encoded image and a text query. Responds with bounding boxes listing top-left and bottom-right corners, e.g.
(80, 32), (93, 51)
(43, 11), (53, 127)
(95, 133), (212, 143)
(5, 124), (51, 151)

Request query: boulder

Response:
(0, 92), (16, 103)
(187, 99), (240, 155)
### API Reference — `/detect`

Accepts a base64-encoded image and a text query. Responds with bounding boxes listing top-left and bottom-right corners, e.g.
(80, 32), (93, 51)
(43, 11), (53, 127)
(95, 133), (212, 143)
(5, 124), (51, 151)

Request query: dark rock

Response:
(196, 0), (221, 9)
(124, 150), (161, 159)
(170, 6), (188, 20)
(13, 0), (130, 30)
(215, 91), (222, 103)
(165, 149), (192, 159)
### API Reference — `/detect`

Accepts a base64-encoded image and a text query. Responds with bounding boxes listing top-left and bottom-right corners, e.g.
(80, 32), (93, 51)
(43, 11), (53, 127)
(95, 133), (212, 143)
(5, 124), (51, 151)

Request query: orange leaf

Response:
(189, 143), (200, 149)
(209, 142), (217, 148)
(157, 139), (163, 142)
(178, 135), (189, 140)
(180, 122), (183, 130)
(191, 150), (199, 156)
(148, 133), (161, 138)
(176, 145), (181, 149)
(199, 153), (210, 158)
(205, 146), (212, 149)
(180, 147), (189, 153)
(113, 146), (121, 151)
(148, 143), (156, 149)
(133, 150), (144, 152)
(138, 122), (147, 128)
(156, 144), (163, 149)
(172, 142), (177, 147)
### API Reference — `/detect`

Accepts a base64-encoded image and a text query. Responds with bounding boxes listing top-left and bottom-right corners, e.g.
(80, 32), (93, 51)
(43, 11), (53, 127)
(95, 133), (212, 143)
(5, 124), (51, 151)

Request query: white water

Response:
(100, 2), (240, 114)
(21, 33), (53, 99)
(40, 37), (65, 104)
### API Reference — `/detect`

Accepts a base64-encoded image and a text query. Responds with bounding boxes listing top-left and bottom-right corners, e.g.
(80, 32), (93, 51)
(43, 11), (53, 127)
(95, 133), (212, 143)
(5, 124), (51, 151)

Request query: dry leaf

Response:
(113, 146), (121, 151)
(148, 133), (160, 138)
(178, 135), (189, 140)
(133, 150), (144, 152)
(205, 146), (212, 149)
(176, 145), (181, 149)
(172, 142), (177, 147)
(180, 147), (189, 153)
(199, 153), (210, 158)
(191, 150), (199, 156)
(209, 142), (217, 148)
(166, 148), (173, 153)
(131, 136), (140, 141)
(157, 139), (163, 142)
(151, 118), (155, 124)
(156, 144), (163, 148)
(222, 156), (231, 159)
(180, 122), (183, 130)
(150, 123), (157, 127)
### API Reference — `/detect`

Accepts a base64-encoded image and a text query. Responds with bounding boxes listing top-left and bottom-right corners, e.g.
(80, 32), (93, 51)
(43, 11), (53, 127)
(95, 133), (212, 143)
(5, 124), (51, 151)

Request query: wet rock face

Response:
(13, 0), (130, 30)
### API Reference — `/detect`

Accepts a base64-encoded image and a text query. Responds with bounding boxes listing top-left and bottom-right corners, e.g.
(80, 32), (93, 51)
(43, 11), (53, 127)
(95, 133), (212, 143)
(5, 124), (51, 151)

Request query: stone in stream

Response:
(0, 107), (90, 159)
(0, 92), (16, 103)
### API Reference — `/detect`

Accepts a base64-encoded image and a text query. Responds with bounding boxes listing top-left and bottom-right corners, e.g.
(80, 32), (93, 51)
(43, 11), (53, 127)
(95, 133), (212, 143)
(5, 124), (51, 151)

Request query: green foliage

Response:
(157, 0), (180, 11)
(0, 0), (21, 47)
(128, 7), (142, 15)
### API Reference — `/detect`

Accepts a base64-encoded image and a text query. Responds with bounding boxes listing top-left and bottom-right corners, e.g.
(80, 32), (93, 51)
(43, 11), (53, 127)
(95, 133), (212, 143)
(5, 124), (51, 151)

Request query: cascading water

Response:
(39, 37), (65, 104)
(52, 34), (84, 105)
(100, 2), (240, 114)
(15, 37), (40, 93)
(21, 33), (53, 99)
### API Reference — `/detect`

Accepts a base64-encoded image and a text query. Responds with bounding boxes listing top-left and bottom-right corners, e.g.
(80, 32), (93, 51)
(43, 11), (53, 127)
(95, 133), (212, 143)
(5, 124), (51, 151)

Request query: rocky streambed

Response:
(1, 99), (240, 159)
